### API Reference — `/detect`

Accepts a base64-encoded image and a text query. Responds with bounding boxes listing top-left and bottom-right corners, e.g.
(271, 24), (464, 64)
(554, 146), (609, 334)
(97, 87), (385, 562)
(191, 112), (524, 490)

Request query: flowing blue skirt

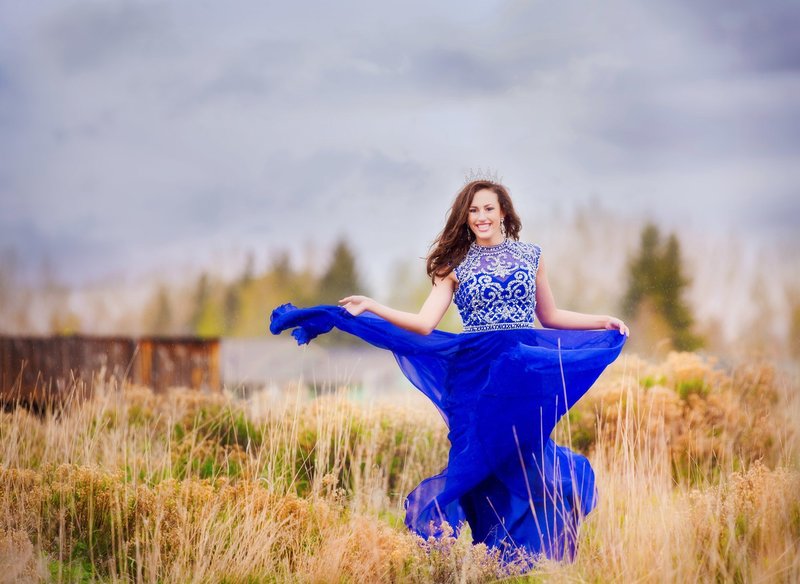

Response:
(269, 304), (625, 562)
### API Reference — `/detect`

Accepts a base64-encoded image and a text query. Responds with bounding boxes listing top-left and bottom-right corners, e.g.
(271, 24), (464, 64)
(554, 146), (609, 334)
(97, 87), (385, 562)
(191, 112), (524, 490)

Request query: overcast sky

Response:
(1, 0), (798, 294)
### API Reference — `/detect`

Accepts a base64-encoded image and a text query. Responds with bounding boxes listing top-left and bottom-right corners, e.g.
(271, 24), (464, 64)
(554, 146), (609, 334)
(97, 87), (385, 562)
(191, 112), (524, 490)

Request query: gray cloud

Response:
(407, 47), (513, 95)
(578, 80), (800, 174)
(670, 0), (800, 74)
(42, 1), (171, 75)
(0, 0), (798, 291)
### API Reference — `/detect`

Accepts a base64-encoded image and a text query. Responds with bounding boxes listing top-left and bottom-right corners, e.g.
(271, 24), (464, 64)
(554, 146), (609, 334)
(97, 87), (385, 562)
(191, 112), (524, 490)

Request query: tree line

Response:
(9, 223), (796, 358)
(142, 240), (365, 340)
(141, 225), (707, 353)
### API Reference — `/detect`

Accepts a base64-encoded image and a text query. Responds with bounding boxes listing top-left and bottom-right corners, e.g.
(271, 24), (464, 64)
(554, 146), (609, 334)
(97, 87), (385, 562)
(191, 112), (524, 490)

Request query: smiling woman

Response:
(270, 176), (628, 565)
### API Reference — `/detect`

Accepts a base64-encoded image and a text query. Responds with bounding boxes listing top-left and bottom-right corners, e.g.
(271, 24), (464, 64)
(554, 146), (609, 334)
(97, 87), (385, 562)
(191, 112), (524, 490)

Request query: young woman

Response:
(270, 179), (628, 562)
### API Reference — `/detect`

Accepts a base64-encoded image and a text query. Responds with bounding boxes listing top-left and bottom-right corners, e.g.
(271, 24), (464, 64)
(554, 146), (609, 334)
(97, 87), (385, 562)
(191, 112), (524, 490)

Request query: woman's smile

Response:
(468, 189), (505, 245)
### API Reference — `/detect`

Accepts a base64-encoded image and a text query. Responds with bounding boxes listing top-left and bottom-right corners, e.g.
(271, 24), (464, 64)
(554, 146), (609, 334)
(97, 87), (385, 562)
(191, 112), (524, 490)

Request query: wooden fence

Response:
(0, 335), (220, 406)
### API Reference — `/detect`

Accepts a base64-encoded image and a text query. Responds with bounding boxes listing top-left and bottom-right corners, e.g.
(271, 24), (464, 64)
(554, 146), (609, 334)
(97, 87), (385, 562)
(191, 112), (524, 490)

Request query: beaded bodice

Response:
(454, 240), (542, 333)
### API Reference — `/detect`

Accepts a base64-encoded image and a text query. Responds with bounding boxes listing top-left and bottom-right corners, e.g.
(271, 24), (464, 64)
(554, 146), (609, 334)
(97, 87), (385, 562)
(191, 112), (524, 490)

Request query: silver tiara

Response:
(464, 167), (503, 185)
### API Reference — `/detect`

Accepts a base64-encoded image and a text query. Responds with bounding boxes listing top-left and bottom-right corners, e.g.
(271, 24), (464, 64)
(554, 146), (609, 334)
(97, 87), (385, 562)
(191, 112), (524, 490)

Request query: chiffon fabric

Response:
(269, 304), (625, 561)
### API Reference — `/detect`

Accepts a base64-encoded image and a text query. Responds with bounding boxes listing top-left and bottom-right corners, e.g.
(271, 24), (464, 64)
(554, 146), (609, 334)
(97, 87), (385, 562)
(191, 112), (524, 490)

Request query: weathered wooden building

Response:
(0, 335), (220, 406)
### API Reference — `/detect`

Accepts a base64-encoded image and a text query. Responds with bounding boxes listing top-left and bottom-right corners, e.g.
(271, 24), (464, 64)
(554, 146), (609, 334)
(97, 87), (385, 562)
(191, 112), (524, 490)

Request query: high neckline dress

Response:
(270, 239), (625, 562)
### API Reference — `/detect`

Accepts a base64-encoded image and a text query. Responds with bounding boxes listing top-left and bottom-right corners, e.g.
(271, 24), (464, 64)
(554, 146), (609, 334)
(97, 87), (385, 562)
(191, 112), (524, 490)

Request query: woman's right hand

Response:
(339, 276), (453, 334)
(339, 295), (375, 316)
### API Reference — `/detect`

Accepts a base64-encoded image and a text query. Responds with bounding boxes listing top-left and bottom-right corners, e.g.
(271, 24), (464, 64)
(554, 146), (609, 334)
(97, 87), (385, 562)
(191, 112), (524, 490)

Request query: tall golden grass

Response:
(0, 352), (798, 582)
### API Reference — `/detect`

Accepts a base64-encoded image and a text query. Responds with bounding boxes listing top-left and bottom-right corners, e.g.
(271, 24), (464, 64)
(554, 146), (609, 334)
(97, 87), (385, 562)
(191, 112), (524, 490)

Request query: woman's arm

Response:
(339, 274), (456, 335)
(534, 256), (629, 335)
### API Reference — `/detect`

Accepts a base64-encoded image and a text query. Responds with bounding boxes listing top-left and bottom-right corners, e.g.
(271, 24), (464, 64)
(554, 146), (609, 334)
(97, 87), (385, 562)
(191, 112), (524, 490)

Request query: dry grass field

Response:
(1, 352), (798, 583)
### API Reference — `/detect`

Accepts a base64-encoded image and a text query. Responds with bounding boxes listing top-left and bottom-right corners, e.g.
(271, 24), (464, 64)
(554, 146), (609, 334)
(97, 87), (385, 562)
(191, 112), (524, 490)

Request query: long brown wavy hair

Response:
(426, 180), (522, 282)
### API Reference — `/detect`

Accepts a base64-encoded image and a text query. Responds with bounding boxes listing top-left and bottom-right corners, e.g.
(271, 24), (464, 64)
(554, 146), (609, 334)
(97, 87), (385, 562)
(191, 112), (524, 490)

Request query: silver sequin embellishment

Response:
(454, 240), (541, 333)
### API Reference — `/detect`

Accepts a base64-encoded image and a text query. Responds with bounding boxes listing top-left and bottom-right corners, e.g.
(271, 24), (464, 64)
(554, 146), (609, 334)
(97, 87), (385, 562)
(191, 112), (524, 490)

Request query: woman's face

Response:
(467, 189), (506, 246)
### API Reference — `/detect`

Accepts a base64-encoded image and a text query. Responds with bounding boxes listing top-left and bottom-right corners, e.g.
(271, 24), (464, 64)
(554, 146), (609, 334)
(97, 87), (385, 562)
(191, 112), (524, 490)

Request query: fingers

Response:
(339, 295), (364, 304)
(608, 316), (629, 336)
(339, 297), (363, 316)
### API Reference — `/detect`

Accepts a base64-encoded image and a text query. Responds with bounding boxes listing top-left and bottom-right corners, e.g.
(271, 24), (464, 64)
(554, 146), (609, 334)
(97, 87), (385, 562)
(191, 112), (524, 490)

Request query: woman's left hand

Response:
(605, 316), (630, 336)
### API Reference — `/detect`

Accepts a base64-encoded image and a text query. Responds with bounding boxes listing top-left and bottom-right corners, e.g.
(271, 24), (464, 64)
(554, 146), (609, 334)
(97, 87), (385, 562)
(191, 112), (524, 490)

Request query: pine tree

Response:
(189, 274), (210, 332)
(660, 234), (702, 350)
(241, 252), (255, 287)
(315, 238), (366, 345)
(271, 250), (292, 288)
(189, 273), (223, 338)
(225, 252), (262, 337)
(623, 224), (703, 352)
(222, 285), (240, 335)
(622, 224), (662, 318)
(150, 286), (173, 335)
(316, 239), (364, 305)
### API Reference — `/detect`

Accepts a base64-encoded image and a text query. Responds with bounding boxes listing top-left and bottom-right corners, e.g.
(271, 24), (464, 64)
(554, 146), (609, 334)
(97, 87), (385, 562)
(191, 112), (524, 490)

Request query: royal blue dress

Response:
(269, 239), (625, 562)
